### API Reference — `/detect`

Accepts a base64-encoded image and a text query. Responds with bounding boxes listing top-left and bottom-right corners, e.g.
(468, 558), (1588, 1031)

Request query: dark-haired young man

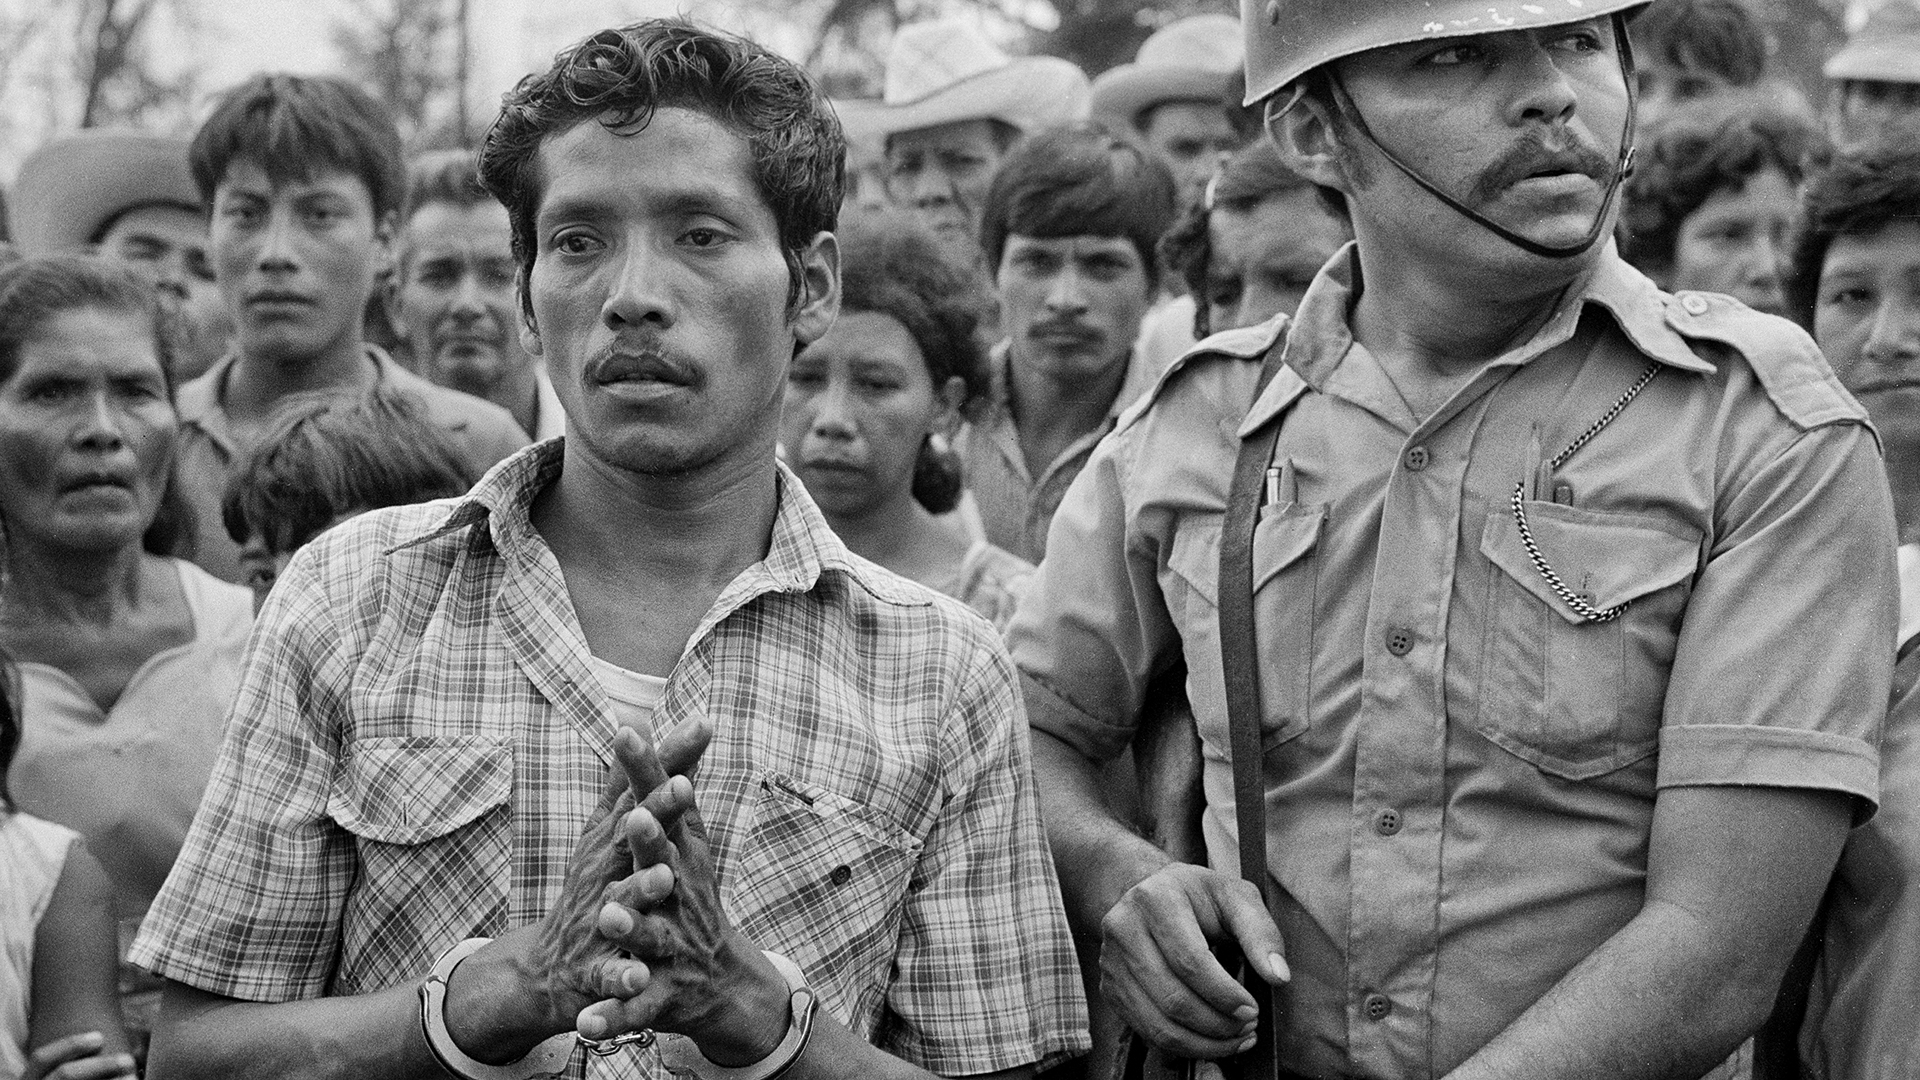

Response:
(392, 150), (564, 441)
(130, 20), (1086, 1080)
(963, 124), (1176, 563)
(171, 74), (528, 583)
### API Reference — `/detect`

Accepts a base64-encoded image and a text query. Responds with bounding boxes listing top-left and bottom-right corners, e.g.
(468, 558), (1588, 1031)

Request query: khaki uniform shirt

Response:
(174, 345), (529, 583)
(1010, 247), (1895, 1078)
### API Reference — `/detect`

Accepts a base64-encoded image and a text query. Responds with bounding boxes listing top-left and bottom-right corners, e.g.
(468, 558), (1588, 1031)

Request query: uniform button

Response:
(1364, 993), (1393, 1021)
(1681, 293), (1710, 315)
(1374, 808), (1403, 836)
(1402, 445), (1431, 471)
(1384, 627), (1415, 656)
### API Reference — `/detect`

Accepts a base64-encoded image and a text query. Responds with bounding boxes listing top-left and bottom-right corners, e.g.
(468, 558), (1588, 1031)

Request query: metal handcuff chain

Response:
(582, 1030), (655, 1057)
(1508, 361), (1660, 624)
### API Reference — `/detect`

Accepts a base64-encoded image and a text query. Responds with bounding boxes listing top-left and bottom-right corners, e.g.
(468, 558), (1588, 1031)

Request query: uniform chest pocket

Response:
(1170, 505), (1323, 755)
(725, 770), (922, 1029)
(327, 736), (513, 979)
(1477, 503), (1701, 780)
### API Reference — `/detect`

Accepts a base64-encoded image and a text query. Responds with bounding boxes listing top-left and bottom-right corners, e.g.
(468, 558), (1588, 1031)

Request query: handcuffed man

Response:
(132, 19), (1086, 1080)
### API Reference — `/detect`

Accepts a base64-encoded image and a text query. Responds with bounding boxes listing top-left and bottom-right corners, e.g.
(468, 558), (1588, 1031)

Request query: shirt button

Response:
(1403, 445), (1431, 471)
(1374, 808), (1403, 836)
(1384, 627), (1415, 656)
(829, 865), (853, 887)
(1681, 293), (1710, 315)
(1364, 993), (1393, 1021)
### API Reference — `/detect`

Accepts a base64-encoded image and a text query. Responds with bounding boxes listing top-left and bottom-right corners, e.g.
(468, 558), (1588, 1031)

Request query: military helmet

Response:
(1241, 0), (1653, 107)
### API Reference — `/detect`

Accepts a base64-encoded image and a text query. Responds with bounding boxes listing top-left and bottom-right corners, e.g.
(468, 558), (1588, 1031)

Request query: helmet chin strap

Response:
(1326, 11), (1639, 260)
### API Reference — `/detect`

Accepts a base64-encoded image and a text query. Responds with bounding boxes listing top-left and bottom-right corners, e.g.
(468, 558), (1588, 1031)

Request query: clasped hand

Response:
(531, 717), (788, 1066)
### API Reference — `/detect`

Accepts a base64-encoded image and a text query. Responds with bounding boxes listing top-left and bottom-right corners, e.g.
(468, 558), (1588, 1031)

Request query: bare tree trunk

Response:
(455, 0), (471, 147)
(78, 0), (161, 129)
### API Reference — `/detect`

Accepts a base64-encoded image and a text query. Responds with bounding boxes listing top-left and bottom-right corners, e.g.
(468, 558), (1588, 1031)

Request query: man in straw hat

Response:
(838, 20), (1091, 266)
(1823, 1), (1920, 146)
(1091, 13), (1248, 209)
(1010, 1), (1894, 1077)
(9, 131), (232, 379)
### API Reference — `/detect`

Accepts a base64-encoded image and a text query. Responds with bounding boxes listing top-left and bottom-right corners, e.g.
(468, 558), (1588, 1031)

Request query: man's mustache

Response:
(1469, 133), (1616, 205)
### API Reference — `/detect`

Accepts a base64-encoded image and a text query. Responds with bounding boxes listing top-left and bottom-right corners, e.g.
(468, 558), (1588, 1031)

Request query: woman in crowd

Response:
(0, 256), (252, 1059)
(2, 651), (134, 1080)
(781, 211), (1031, 628)
(1622, 90), (1828, 318)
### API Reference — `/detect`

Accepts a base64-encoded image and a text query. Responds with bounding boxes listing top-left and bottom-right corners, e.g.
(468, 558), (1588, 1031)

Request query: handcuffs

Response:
(419, 937), (818, 1080)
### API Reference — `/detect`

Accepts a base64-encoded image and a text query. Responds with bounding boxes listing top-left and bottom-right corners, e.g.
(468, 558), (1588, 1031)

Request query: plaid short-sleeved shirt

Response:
(131, 441), (1088, 1078)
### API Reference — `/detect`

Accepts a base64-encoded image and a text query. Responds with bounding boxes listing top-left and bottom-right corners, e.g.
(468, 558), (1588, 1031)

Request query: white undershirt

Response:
(590, 655), (669, 734)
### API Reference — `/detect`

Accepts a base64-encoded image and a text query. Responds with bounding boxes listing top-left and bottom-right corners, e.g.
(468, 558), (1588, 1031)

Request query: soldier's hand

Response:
(1100, 863), (1290, 1060)
(26, 1032), (137, 1080)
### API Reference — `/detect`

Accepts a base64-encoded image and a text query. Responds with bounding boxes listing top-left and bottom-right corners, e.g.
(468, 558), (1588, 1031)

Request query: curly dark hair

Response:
(478, 18), (845, 321)
(1621, 91), (1826, 275)
(830, 210), (991, 513)
(1784, 123), (1920, 330)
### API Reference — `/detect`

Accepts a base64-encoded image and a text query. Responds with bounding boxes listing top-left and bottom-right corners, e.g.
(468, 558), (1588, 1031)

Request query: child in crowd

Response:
(221, 387), (476, 607)
(0, 655), (134, 1080)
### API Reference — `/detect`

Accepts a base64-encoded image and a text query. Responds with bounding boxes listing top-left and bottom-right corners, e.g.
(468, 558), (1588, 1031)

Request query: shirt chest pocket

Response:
(1477, 502), (1701, 780)
(725, 770), (922, 1028)
(1169, 505), (1323, 756)
(327, 736), (513, 974)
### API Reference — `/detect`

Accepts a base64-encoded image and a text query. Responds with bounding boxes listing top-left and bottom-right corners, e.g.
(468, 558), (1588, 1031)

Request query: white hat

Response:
(836, 19), (1092, 145)
(9, 131), (202, 256)
(1826, 2), (1920, 84)
(1090, 14), (1243, 130)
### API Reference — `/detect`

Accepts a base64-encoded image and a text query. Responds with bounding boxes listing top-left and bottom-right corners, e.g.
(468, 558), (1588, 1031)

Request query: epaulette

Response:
(1116, 313), (1289, 431)
(1661, 289), (1866, 431)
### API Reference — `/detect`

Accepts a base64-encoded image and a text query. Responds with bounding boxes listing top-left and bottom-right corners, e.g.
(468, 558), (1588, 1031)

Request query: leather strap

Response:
(1216, 345), (1292, 1080)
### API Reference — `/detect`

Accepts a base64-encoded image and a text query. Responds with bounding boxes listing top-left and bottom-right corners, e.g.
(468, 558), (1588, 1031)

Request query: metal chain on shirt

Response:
(1509, 362), (1662, 624)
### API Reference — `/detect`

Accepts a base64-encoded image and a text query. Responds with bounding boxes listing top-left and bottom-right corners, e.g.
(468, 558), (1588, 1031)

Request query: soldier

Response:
(1011, 2), (1895, 1078)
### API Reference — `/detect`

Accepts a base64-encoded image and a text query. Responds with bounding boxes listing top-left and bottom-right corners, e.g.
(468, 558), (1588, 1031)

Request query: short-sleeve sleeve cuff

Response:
(1657, 724), (1880, 824)
(1022, 670), (1134, 762)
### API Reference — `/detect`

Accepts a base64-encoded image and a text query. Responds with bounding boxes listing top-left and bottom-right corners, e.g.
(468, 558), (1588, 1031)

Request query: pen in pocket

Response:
(1262, 460), (1298, 508)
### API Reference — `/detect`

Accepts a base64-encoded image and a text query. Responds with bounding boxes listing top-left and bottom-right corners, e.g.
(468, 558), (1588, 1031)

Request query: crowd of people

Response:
(0, 0), (1917, 1078)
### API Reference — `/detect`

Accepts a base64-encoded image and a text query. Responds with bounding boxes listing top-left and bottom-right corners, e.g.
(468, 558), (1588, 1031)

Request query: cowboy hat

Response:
(836, 19), (1092, 145)
(1091, 14), (1244, 130)
(8, 130), (202, 257)
(1826, 1), (1920, 84)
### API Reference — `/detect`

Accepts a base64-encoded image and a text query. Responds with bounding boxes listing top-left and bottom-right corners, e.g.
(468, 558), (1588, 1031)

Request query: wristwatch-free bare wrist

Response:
(658, 950), (819, 1080)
